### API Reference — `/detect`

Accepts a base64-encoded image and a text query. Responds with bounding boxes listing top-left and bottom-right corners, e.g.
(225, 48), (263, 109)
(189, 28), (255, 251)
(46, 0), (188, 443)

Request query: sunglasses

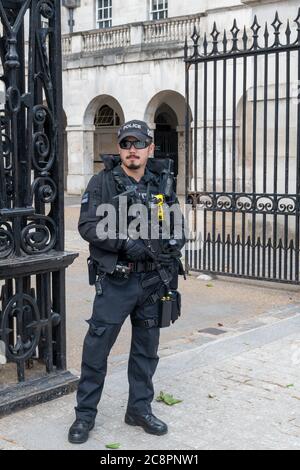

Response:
(119, 140), (151, 150)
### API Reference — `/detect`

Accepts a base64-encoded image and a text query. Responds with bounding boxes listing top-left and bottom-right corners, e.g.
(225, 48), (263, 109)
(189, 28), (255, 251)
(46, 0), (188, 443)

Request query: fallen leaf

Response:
(156, 391), (183, 406)
(0, 436), (18, 445)
(286, 384), (294, 388)
(105, 443), (121, 449)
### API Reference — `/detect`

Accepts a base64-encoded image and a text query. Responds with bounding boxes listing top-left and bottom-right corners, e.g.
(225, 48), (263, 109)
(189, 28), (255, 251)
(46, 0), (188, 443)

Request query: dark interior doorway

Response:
(154, 104), (178, 176)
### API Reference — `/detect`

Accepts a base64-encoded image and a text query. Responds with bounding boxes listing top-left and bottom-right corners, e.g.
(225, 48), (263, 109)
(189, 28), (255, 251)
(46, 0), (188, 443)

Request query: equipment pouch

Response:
(158, 291), (181, 328)
(88, 257), (97, 286)
(158, 296), (173, 328)
(95, 273), (106, 296)
(171, 291), (181, 324)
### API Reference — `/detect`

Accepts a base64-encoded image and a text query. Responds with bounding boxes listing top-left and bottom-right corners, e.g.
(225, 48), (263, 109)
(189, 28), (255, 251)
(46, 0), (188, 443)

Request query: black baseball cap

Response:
(118, 120), (153, 143)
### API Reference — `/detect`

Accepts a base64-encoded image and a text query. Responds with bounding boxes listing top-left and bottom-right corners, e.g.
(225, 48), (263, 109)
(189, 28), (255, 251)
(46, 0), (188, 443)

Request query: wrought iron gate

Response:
(0, 0), (77, 416)
(185, 9), (300, 284)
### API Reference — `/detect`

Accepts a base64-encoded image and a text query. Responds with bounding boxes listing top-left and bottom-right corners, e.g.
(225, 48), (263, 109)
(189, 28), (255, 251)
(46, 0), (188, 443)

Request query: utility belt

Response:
(87, 257), (157, 286)
(87, 257), (182, 330)
(114, 261), (157, 277)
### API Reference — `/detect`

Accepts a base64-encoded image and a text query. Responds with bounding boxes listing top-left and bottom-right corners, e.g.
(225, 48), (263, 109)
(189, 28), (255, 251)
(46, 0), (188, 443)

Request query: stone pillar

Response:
(66, 125), (94, 195)
(130, 23), (143, 48)
(71, 33), (83, 54)
(148, 122), (156, 152)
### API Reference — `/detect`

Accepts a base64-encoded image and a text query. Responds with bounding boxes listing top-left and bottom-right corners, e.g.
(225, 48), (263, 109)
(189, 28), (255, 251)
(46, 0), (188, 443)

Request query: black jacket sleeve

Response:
(78, 174), (124, 253)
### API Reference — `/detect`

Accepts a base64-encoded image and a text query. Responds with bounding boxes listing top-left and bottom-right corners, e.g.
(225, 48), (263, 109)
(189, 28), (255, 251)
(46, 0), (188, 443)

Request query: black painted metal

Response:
(185, 9), (300, 284)
(0, 0), (78, 414)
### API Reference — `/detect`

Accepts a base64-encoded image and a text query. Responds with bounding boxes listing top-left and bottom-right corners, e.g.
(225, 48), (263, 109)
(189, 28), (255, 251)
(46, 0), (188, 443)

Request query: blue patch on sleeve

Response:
(81, 193), (89, 205)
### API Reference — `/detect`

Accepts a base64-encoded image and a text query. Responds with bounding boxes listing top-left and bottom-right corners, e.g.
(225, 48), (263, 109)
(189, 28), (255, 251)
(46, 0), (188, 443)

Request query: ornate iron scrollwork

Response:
(32, 105), (56, 173)
(189, 192), (298, 216)
(38, 0), (55, 19)
(21, 215), (57, 254)
(0, 222), (14, 258)
(0, 1), (78, 402)
(0, 292), (41, 362)
(0, 0), (59, 260)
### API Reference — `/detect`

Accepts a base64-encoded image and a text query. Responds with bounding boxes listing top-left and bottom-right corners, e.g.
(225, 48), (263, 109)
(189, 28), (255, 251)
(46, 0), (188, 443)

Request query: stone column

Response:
(70, 32), (83, 54)
(148, 122), (156, 155)
(66, 125), (94, 195)
(130, 22), (143, 48)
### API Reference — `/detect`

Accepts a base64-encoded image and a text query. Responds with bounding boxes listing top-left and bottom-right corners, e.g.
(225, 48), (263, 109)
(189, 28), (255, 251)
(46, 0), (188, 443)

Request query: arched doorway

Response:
(94, 102), (123, 173)
(154, 104), (179, 176)
(83, 95), (125, 175)
(144, 91), (192, 195)
(94, 99), (124, 173)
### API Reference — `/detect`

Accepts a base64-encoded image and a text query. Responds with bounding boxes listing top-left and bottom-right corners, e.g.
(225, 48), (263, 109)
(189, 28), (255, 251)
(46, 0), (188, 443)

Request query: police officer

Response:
(68, 120), (185, 444)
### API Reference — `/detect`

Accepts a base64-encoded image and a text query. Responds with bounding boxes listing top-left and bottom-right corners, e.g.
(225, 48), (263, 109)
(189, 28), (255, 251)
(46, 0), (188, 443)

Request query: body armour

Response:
(78, 156), (185, 274)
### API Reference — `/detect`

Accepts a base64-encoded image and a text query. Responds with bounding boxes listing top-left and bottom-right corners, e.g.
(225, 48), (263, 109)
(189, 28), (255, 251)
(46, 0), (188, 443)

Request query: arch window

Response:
(94, 105), (121, 128)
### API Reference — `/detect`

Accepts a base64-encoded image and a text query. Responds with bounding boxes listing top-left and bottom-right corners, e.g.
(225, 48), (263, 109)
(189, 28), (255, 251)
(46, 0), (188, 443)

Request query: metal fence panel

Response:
(185, 9), (300, 284)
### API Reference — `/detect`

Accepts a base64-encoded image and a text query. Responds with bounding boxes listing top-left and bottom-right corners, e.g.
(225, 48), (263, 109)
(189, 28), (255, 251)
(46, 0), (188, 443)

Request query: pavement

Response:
(0, 196), (300, 450)
(0, 313), (300, 450)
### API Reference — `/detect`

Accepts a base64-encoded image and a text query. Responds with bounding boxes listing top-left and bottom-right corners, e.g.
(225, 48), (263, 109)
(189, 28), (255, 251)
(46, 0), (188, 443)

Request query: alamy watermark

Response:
(94, 198), (205, 243)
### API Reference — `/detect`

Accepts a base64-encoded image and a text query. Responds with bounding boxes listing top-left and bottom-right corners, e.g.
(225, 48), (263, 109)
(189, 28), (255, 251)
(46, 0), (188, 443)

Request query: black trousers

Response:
(75, 271), (163, 424)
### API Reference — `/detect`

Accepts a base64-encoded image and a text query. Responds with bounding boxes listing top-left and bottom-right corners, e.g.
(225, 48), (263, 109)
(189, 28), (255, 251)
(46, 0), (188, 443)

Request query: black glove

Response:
(163, 240), (182, 258)
(123, 238), (147, 261)
(156, 253), (174, 267)
(156, 250), (182, 267)
(163, 248), (182, 258)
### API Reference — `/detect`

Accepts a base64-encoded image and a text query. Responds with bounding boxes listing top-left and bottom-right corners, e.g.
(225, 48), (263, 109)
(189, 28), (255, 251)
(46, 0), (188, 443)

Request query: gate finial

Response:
(271, 11), (283, 47)
(211, 22), (220, 55)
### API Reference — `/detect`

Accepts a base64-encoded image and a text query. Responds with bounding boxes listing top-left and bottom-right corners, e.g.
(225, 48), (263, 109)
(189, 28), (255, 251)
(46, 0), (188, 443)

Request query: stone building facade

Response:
(61, 0), (299, 195)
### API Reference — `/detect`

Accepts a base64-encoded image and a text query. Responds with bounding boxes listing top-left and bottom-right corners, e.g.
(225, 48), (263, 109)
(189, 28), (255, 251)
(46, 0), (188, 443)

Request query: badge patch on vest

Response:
(81, 192), (89, 205)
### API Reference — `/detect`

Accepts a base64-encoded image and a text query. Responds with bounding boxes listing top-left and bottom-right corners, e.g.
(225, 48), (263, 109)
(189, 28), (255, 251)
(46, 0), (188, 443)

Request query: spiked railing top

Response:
(185, 8), (300, 61)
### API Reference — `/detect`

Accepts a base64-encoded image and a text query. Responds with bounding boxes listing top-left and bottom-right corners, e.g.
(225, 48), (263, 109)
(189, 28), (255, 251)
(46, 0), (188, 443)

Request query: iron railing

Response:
(185, 9), (300, 284)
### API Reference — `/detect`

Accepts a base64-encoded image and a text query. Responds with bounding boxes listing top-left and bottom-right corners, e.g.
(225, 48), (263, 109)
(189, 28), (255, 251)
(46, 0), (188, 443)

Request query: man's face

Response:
(118, 136), (155, 171)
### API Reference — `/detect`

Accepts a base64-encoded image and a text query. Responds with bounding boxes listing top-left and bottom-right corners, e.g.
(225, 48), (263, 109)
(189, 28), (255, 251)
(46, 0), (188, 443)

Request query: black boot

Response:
(125, 412), (168, 436)
(68, 419), (95, 444)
